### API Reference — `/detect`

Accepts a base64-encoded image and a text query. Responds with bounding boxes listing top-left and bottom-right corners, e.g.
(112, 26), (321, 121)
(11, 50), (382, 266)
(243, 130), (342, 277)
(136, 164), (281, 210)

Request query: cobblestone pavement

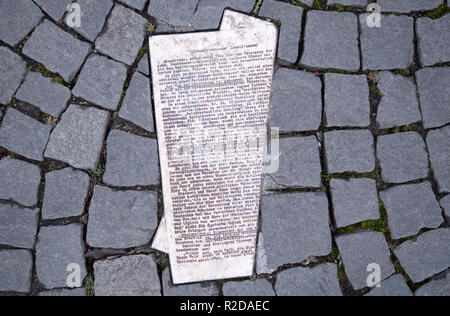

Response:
(0, 0), (449, 296)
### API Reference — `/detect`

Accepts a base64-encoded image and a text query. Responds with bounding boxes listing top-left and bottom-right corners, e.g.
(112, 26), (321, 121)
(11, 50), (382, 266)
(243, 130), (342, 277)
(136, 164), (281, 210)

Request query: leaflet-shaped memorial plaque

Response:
(149, 22), (277, 284)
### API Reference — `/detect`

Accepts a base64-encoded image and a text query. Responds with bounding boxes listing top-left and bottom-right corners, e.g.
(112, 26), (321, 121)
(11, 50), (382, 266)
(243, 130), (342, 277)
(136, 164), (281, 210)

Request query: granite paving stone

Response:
(376, 72), (422, 129)
(325, 74), (371, 127)
(162, 269), (220, 296)
(261, 193), (331, 270)
(378, 0), (443, 13)
(69, 0), (114, 42)
(192, 0), (255, 30)
(0, 250), (33, 293)
(258, 0), (303, 64)
(365, 275), (413, 296)
(0, 158), (41, 207)
(148, 0), (198, 27)
(0, 47), (27, 105)
(119, 0), (147, 11)
(256, 233), (272, 275)
(394, 228), (450, 283)
(42, 168), (90, 220)
(223, 279), (275, 296)
(264, 136), (322, 189)
(377, 132), (429, 184)
(87, 186), (158, 249)
(330, 178), (380, 228)
(416, 67), (450, 129)
(416, 15), (450, 67)
(302, 11), (359, 71)
(94, 255), (161, 296)
(39, 288), (86, 296)
(72, 54), (127, 111)
(380, 182), (443, 240)
(36, 224), (87, 289)
(118, 72), (154, 132)
(336, 231), (395, 290)
(0, 0), (43, 46)
(23, 19), (91, 82)
(138, 53), (150, 76)
(0, 108), (52, 161)
(275, 264), (342, 296)
(360, 15), (414, 70)
(33, 0), (72, 21)
(415, 270), (450, 296)
(325, 130), (375, 174)
(95, 4), (148, 65)
(0, 203), (39, 249)
(328, 0), (368, 6)
(103, 130), (159, 187)
(15, 72), (71, 118)
(44, 104), (110, 170)
(270, 68), (322, 132)
(441, 195), (450, 219)
(427, 126), (450, 193)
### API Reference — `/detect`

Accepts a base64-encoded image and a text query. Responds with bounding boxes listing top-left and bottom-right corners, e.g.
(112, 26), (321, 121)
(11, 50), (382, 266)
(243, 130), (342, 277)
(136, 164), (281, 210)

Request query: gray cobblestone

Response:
(0, 203), (39, 249)
(328, 0), (368, 6)
(71, 0), (114, 42)
(223, 279), (275, 296)
(119, 0), (147, 11)
(148, 0), (198, 27)
(365, 275), (412, 296)
(87, 186), (158, 249)
(162, 269), (219, 296)
(0, 250), (33, 293)
(441, 195), (450, 219)
(33, 0), (72, 21)
(39, 288), (86, 296)
(137, 53), (150, 76)
(417, 15), (450, 67)
(380, 182), (443, 240)
(0, 47), (27, 105)
(394, 228), (450, 283)
(415, 270), (450, 296)
(427, 126), (450, 193)
(0, 108), (51, 161)
(378, 0), (443, 13)
(377, 132), (429, 184)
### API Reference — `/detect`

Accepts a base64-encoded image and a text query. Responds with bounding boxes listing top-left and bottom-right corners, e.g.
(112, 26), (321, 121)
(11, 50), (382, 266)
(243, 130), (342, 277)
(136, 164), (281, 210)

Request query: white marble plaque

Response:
(149, 11), (277, 284)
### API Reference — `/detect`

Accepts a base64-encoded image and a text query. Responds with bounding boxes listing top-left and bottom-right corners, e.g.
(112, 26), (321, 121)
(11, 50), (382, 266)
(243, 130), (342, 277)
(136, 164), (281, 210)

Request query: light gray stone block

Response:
(87, 186), (158, 249)
(39, 288), (86, 296)
(378, 0), (443, 13)
(0, 108), (52, 161)
(223, 279), (275, 296)
(415, 270), (450, 296)
(119, 0), (147, 11)
(417, 15), (450, 67)
(0, 47), (27, 105)
(162, 269), (219, 296)
(94, 255), (161, 296)
(34, 0), (72, 21)
(70, 0), (114, 42)
(427, 126), (450, 193)
(256, 233), (272, 275)
(365, 275), (413, 296)
(0, 250), (33, 293)
(138, 53), (150, 76)
(0, 203), (39, 249)
(148, 0), (198, 27)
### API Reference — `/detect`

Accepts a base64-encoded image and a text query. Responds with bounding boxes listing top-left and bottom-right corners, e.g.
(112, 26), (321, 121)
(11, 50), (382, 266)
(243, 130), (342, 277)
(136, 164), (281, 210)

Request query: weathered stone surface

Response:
(94, 255), (161, 296)
(36, 224), (87, 289)
(0, 250), (33, 293)
(441, 195), (450, 219)
(0, 203), (39, 249)
(0, 47), (27, 105)
(0, 158), (41, 207)
(331, 178), (380, 228)
(0, 0), (43, 46)
(23, 20), (91, 82)
(256, 233), (272, 275)
(119, 0), (147, 11)
(264, 136), (321, 189)
(325, 74), (370, 127)
(394, 228), (450, 283)
(223, 279), (275, 296)
(328, 0), (368, 6)
(416, 67), (450, 129)
(377, 132), (429, 184)
(0, 108), (51, 161)
(302, 11), (359, 71)
(39, 289), (86, 296)
(33, 0), (72, 21)
(15, 72), (71, 117)
(148, 0), (198, 27)
(71, 0), (114, 42)
(259, 1), (303, 63)
(119, 72), (154, 132)
(42, 168), (90, 220)
(376, 72), (422, 129)
(415, 270), (450, 296)
(95, 4), (148, 65)
(270, 68), (322, 132)
(192, 0), (255, 30)
(87, 186), (158, 249)
(103, 130), (159, 187)
(336, 231), (395, 290)
(360, 15), (414, 70)
(378, 0), (443, 12)
(261, 193), (331, 269)
(275, 264), (342, 296)
(417, 15), (450, 67)
(325, 130), (375, 173)
(44, 104), (110, 170)
(381, 182), (443, 240)
(365, 275), (413, 297)
(162, 269), (219, 296)
(138, 53), (150, 76)
(72, 54), (127, 111)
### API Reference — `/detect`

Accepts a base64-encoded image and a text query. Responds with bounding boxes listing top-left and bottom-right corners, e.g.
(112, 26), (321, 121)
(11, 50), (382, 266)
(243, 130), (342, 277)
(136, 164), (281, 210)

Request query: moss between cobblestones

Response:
(137, 45), (148, 61)
(83, 273), (95, 297)
(392, 69), (411, 76)
(92, 164), (105, 178)
(379, 124), (414, 135)
(327, 4), (353, 13)
(289, 0), (308, 10)
(336, 201), (389, 234)
(324, 68), (353, 75)
(313, 0), (325, 10)
(425, 4), (450, 19)
(253, 0), (265, 14)
(369, 85), (382, 97)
